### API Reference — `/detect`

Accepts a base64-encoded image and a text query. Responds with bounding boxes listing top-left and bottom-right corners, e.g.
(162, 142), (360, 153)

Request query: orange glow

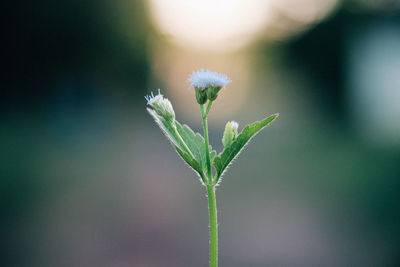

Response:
(148, 0), (339, 52)
(148, 0), (272, 52)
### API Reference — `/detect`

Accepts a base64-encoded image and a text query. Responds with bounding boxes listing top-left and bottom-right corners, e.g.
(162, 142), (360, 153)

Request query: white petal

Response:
(188, 69), (231, 89)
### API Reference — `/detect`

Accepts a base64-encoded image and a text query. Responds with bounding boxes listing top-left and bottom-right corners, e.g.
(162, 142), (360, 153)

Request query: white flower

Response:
(145, 89), (175, 122)
(189, 69), (231, 90)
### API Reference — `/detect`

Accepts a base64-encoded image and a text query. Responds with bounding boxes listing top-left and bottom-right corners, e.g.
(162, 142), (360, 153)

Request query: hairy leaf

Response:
(147, 108), (215, 177)
(176, 122), (216, 174)
(147, 108), (186, 151)
(213, 113), (279, 178)
(175, 146), (202, 174)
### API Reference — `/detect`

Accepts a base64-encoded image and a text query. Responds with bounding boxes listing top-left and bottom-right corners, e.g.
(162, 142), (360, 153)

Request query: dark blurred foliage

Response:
(1, 0), (149, 113)
(288, 10), (400, 121)
(288, 10), (400, 263)
(2, 1), (150, 265)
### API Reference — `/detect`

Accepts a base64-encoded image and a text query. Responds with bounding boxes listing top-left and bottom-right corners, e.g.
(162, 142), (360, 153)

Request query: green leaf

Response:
(175, 121), (216, 174)
(147, 108), (186, 152)
(175, 146), (202, 174)
(147, 108), (215, 178)
(213, 113), (279, 178)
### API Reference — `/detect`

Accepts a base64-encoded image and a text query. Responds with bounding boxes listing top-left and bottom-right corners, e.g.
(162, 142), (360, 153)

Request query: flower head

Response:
(189, 69), (231, 103)
(189, 69), (231, 90)
(145, 89), (175, 122)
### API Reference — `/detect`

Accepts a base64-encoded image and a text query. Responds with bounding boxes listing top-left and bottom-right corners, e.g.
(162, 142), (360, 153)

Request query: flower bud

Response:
(206, 86), (222, 101)
(222, 121), (239, 148)
(195, 88), (208, 104)
(145, 89), (175, 122)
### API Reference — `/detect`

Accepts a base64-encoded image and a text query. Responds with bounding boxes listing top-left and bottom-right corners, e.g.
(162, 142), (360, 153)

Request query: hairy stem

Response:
(205, 100), (213, 117)
(200, 102), (213, 184)
(201, 102), (218, 266)
(207, 185), (218, 267)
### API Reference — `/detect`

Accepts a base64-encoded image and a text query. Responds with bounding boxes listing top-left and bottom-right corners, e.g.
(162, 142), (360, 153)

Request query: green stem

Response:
(205, 101), (213, 117)
(200, 103), (213, 184)
(201, 101), (218, 266)
(207, 185), (218, 267)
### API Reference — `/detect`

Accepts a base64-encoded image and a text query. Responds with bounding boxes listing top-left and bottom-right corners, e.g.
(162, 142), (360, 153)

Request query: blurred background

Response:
(2, 0), (400, 266)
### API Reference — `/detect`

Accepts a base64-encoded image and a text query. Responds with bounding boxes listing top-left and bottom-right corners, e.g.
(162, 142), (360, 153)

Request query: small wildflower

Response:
(189, 69), (231, 103)
(189, 69), (231, 90)
(145, 70), (278, 267)
(145, 89), (175, 122)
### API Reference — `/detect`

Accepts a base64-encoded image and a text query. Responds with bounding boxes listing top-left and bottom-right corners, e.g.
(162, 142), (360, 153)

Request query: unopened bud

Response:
(195, 88), (208, 104)
(222, 121), (239, 148)
(206, 86), (222, 101)
(145, 89), (175, 122)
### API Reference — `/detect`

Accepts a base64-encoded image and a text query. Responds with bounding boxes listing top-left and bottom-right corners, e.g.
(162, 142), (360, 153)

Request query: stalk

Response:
(207, 185), (218, 267)
(200, 102), (213, 183)
(201, 101), (218, 267)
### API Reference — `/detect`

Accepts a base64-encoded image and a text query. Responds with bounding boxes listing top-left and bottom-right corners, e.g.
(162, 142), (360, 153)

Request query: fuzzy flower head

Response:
(189, 69), (231, 103)
(189, 69), (231, 90)
(145, 89), (175, 122)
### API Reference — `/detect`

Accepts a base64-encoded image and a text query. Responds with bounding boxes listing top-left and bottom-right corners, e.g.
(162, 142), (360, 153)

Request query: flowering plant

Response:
(146, 69), (278, 267)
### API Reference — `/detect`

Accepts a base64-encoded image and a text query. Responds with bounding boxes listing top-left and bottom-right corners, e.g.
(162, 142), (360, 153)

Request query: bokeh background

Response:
(2, 0), (400, 266)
